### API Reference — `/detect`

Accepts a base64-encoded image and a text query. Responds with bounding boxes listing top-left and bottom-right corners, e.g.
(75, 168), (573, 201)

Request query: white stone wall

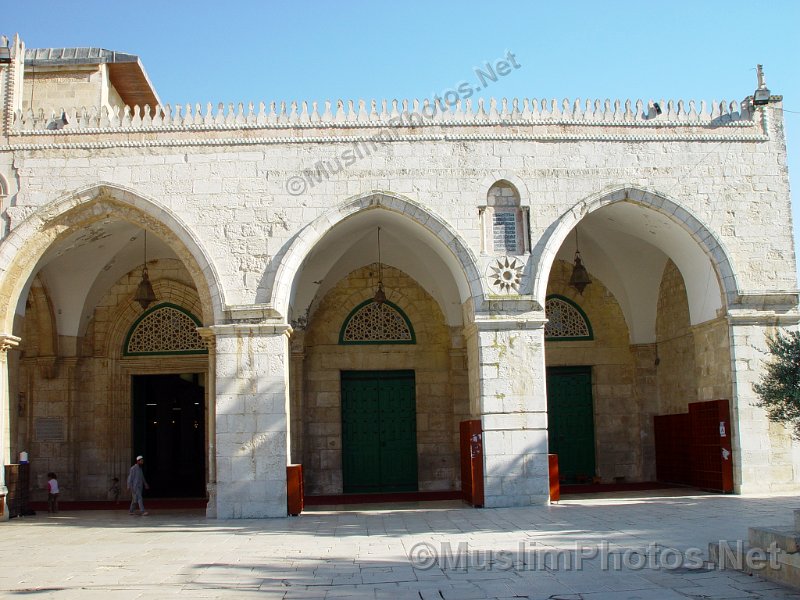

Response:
(473, 322), (550, 507)
(2, 105), (796, 309)
(211, 325), (289, 518)
(729, 320), (800, 493)
(0, 84), (797, 514)
(21, 67), (103, 115)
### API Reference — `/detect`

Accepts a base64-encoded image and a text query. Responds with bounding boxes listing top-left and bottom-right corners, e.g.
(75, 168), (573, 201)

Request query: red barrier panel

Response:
(287, 464), (304, 516)
(460, 420), (484, 507)
(654, 399), (733, 493)
(548, 454), (560, 502)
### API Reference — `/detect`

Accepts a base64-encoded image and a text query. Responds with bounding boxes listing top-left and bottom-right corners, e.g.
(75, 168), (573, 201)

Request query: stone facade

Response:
(546, 259), (643, 482)
(0, 34), (798, 519)
(299, 264), (467, 494)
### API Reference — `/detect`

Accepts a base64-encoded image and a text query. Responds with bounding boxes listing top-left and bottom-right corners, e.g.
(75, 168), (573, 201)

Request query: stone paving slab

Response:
(2, 492), (800, 599)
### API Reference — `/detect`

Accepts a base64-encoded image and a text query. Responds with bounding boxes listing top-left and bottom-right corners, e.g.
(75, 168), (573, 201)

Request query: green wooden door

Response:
(341, 370), (418, 493)
(546, 367), (595, 484)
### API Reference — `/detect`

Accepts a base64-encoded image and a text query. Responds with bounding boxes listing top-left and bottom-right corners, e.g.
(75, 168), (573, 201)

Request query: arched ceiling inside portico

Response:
(291, 209), (466, 327)
(17, 219), (179, 338)
(554, 201), (723, 344)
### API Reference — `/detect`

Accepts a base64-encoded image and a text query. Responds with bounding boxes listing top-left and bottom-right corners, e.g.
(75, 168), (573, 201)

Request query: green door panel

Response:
(341, 376), (381, 491)
(378, 372), (418, 490)
(546, 367), (595, 484)
(341, 370), (418, 493)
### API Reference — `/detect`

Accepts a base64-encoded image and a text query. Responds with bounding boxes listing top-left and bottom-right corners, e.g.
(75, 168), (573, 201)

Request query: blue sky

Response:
(6, 1), (800, 281)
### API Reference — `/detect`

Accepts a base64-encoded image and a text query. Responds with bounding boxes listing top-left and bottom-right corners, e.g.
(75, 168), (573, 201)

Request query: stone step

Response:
(709, 540), (800, 589)
(749, 526), (800, 554)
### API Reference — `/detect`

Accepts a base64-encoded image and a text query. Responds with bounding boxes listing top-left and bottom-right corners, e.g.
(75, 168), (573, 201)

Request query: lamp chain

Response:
(377, 227), (382, 285)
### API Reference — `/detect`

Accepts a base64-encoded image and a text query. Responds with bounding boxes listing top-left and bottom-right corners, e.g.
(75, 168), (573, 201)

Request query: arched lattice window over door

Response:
(123, 303), (208, 356)
(339, 300), (416, 345)
(544, 295), (594, 341)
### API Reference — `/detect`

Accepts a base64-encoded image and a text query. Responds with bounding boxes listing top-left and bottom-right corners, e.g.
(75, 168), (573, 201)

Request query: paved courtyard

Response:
(2, 491), (800, 599)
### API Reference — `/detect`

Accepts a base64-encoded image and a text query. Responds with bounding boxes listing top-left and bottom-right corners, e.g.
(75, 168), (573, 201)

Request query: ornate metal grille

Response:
(545, 296), (593, 340)
(340, 301), (415, 344)
(125, 304), (207, 355)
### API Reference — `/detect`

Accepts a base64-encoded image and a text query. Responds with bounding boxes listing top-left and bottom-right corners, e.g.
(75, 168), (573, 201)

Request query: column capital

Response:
(224, 304), (284, 323)
(726, 309), (800, 326)
(726, 291), (800, 326)
(0, 334), (20, 354)
(196, 327), (217, 350)
(206, 323), (292, 337)
(468, 313), (547, 333)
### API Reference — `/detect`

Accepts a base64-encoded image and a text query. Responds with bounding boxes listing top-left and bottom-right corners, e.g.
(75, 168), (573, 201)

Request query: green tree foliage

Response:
(754, 330), (800, 438)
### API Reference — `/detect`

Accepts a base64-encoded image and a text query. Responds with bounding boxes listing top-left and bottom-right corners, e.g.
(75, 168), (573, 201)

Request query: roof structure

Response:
(24, 47), (160, 108)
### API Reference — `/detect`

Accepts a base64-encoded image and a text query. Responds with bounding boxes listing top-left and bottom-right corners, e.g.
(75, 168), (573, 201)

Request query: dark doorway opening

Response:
(132, 374), (205, 498)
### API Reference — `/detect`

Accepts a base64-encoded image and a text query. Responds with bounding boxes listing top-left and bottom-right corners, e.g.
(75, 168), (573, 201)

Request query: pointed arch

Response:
(267, 190), (486, 321)
(123, 302), (207, 356)
(0, 182), (225, 332)
(339, 299), (416, 344)
(24, 275), (59, 357)
(104, 278), (205, 358)
(533, 185), (739, 312)
(544, 294), (594, 341)
(477, 173), (530, 207)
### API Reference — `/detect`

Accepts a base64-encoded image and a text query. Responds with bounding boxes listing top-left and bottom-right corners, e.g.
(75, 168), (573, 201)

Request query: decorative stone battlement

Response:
(11, 95), (764, 134)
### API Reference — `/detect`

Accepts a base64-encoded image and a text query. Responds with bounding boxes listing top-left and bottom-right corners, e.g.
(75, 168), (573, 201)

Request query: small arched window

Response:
(123, 303), (208, 356)
(339, 300), (416, 345)
(481, 180), (528, 255)
(544, 295), (593, 341)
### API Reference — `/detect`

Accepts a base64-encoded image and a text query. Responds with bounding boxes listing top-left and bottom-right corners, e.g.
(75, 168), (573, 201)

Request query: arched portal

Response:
(534, 186), (738, 330)
(281, 195), (480, 497)
(0, 184), (222, 505)
(542, 189), (736, 488)
(268, 190), (487, 322)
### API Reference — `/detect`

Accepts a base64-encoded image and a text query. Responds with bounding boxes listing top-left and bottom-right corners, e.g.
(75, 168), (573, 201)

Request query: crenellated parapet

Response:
(10, 95), (767, 134)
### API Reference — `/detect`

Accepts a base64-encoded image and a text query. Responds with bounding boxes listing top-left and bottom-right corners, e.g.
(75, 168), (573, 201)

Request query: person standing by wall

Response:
(46, 472), (59, 513)
(109, 476), (121, 504)
(127, 456), (150, 516)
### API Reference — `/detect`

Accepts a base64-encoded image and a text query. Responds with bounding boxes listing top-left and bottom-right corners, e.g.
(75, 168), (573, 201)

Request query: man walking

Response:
(127, 455), (150, 515)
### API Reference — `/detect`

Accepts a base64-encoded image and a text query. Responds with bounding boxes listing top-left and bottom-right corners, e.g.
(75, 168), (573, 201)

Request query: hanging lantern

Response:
(569, 228), (592, 295)
(373, 227), (386, 305)
(133, 230), (156, 310)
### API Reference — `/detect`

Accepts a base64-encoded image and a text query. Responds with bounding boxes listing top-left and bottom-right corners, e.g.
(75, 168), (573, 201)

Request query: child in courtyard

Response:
(46, 472), (59, 513)
(109, 476), (120, 504)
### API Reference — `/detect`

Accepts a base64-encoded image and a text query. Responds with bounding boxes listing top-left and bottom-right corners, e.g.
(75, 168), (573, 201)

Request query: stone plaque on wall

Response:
(35, 417), (65, 442)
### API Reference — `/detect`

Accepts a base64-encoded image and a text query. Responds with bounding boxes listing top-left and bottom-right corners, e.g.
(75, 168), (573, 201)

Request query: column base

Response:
(483, 493), (550, 508)
(215, 480), (287, 519)
(205, 483), (217, 519)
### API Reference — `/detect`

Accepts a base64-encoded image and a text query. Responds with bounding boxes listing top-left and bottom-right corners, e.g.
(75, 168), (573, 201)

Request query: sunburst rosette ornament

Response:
(489, 257), (524, 294)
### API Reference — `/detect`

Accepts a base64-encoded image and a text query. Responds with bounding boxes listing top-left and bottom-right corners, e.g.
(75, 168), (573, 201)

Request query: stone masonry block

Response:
(482, 412), (548, 431)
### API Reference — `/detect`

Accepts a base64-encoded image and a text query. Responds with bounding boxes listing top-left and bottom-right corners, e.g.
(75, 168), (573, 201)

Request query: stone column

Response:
(468, 315), (549, 507)
(209, 323), (291, 518)
(289, 330), (305, 465)
(0, 334), (20, 521)
(630, 343), (658, 481)
(728, 309), (800, 494)
(197, 328), (218, 518)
